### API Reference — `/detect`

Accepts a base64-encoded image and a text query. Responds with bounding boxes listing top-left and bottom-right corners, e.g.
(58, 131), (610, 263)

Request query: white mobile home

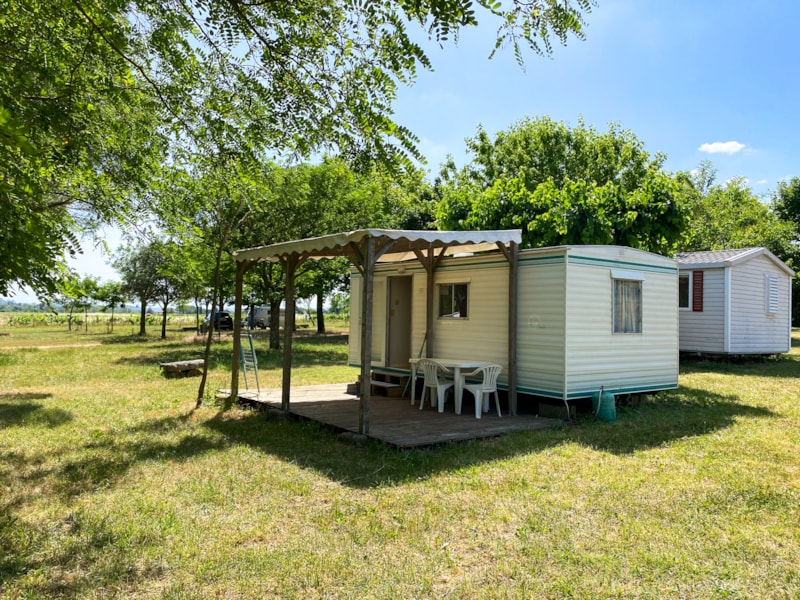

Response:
(350, 244), (679, 410)
(676, 248), (794, 355)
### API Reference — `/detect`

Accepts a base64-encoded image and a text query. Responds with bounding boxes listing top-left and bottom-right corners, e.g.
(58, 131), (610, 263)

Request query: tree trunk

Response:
(138, 297), (147, 336)
(316, 289), (325, 334)
(110, 306), (115, 333)
(198, 244), (224, 406)
(269, 297), (281, 350)
(161, 307), (167, 339)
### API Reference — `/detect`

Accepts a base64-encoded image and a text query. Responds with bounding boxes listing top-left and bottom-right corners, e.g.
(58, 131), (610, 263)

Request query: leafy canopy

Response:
(2, 0), (595, 296)
(1, 0), (165, 296)
(436, 117), (689, 254)
(680, 166), (797, 262)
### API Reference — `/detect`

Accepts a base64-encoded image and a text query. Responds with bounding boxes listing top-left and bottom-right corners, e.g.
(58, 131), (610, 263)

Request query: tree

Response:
(96, 281), (127, 333)
(115, 243), (164, 336)
(2, 0), (594, 296)
(773, 177), (800, 233)
(46, 275), (97, 331)
(681, 176), (795, 258)
(437, 117), (690, 253)
(149, 242), (186, 339)
(235, 158), (419, 341)
(773, 176), (800, 324)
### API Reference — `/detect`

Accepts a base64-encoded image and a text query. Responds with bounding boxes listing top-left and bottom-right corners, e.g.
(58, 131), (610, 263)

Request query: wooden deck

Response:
(231, 384), (563, 448)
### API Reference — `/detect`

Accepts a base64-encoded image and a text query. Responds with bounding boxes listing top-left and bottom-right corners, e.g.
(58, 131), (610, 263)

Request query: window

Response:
(613, 279), (642, 333)
(678, 273), (690, 308)
(438, 283), (468, 318)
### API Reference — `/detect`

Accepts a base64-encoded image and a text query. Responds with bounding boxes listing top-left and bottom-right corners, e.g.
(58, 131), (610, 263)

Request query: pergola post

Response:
(358, 237), (376, 435)
(281, 254), (301, 412)
(230, 259), (257, 401)
(425, 254), (435, 358)
(507, 241), (519, 415)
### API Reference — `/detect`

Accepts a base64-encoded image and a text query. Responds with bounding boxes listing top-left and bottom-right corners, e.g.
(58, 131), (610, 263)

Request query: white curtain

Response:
(614, 280), (641, 333)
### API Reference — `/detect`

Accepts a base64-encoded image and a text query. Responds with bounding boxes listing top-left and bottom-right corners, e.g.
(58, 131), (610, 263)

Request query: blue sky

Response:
(6, 0), (799, 303)
(394, 0), (799, 188)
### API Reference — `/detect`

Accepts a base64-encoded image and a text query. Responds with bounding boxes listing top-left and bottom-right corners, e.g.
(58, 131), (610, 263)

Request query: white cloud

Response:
(698, 141), (746, 155)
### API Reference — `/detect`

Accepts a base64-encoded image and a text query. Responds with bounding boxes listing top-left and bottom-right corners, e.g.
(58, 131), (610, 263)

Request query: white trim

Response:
(435, 275), (472, 284)
(723, 266), (731, 353)
(611, 269), (646, 281)
(678, 272), (691, 310)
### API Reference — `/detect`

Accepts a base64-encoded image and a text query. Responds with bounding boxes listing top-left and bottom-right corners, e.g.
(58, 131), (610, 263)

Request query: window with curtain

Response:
(613, 279), (642, 333)
(438, 283), (468, 318)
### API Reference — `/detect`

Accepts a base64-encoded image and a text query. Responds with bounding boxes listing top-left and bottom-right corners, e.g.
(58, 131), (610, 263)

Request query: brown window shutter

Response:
(692, 271), (704, 312)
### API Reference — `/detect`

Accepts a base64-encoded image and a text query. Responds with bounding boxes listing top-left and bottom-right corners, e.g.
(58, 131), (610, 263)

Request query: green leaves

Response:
(437, 117), (688, 253)
(682, 176), (796, 260)
(1, 0), (166, 296)
(2, 0), (595, 297)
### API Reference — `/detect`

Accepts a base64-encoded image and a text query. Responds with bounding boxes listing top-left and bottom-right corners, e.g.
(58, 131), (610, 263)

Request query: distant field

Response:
(0, 311), (200, 331)
(0, 324), (798, 598)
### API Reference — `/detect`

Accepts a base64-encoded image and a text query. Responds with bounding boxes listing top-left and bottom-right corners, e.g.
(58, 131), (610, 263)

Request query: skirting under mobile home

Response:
(350, 245), (679, 409)
(677, 247), (795, 355)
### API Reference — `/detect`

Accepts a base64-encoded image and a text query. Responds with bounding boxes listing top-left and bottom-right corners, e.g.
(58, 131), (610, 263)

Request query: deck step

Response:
(370, 380), (400, 388)
(356, 371), (409, 397)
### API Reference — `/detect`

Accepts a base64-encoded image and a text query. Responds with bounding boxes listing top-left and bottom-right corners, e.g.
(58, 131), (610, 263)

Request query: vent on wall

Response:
(766, 274), (779, 314)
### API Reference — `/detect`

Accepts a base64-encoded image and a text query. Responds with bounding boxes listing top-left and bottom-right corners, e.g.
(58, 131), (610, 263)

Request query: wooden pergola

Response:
(230, 229), (522, 435)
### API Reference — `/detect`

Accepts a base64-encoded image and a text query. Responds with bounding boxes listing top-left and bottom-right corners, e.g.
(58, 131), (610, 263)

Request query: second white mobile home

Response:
(677, 247), (794, 355)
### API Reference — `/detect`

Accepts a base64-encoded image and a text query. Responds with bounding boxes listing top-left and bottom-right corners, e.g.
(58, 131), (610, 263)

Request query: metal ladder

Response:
(239, 332), (260, 394)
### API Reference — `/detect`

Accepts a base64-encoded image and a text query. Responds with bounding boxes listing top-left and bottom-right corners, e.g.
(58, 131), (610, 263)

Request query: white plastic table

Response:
(408, 358), (490, 414)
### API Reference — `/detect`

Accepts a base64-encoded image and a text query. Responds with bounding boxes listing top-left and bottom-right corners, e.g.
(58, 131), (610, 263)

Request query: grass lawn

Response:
(1, 322), (798, 599)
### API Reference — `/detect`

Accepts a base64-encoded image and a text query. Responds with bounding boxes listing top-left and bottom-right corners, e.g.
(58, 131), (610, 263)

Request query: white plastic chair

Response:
(418, 359), (454, 413)
(461, 364), (503, 418)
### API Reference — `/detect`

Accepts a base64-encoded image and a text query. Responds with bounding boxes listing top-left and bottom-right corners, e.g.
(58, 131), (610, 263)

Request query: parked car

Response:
(199, 311), (233, 333)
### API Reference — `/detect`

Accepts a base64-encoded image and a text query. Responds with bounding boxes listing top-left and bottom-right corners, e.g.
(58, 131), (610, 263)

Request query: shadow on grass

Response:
(0, 392), (72, 429)
(201, 381), (777, 488)
(0, 503), (163, 598)
(52, 414), (222, 499)
(0, 379), (780, 596)
(680, 351), (800, 378)
(99, 334), (204, 346)
(559, 385), (774, 454)
(111, 334), (349, 373)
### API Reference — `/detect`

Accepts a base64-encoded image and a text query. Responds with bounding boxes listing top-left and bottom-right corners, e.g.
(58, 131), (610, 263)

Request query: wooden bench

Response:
(160, 359), (205, 378)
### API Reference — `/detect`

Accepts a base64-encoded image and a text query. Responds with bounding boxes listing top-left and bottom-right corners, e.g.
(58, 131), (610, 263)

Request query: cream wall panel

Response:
(564, 251), (679, 397)
(517, 256), (567, 397)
